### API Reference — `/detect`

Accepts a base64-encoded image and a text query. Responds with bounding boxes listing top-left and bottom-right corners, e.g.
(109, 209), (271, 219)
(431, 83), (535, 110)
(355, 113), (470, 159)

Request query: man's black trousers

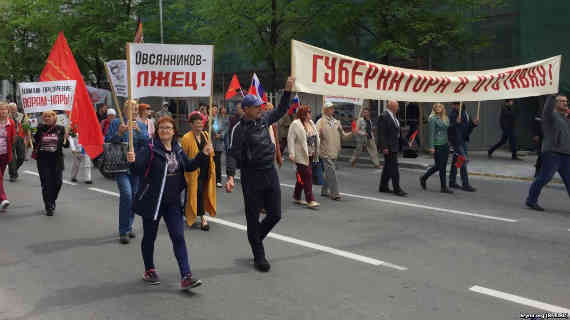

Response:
(240, 167), (282, 260)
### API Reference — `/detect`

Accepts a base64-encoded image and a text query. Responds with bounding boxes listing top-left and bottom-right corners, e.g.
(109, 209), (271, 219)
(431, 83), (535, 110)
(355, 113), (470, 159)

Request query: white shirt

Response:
(386, 109), (400, 128)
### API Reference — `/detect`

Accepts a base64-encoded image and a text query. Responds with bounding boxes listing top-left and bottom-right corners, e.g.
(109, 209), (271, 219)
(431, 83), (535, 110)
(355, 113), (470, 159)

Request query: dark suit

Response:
(378, 110), (406, 192)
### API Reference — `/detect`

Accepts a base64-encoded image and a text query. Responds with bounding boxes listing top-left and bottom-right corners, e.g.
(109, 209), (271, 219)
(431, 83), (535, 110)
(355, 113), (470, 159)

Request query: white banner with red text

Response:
(128, 43), (214, 99)
(19, 80), (77, 114)
(292, 40), (561, 102)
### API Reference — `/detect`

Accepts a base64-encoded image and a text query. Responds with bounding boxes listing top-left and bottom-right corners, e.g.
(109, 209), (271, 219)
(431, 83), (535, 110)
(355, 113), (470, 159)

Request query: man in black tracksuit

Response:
(488, 99), (521, 160)
(225, 77), (294, 272)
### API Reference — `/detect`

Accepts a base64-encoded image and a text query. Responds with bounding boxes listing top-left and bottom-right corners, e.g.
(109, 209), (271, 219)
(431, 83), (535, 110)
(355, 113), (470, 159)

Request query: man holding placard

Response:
(448, 102), (478, 192)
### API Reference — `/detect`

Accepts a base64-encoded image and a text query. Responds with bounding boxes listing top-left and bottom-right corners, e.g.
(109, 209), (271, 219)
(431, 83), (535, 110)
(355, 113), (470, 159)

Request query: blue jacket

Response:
(131, 138), (207, 220)
(105, 118), (149, 148)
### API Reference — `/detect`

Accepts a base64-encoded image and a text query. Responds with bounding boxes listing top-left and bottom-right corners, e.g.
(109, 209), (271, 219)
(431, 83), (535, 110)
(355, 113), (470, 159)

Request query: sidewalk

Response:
(338, 148), (562, 183)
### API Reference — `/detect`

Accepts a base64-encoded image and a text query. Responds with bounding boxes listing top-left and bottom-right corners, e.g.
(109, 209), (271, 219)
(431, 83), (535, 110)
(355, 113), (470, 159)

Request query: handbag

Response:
(101, 142), (129, 176)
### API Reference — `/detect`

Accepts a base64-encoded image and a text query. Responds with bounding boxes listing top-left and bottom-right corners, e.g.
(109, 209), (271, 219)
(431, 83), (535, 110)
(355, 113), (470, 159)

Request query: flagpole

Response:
(126, 43), (134, 153)
(208, 46), (215, 140)
(102, 59), (125, 125)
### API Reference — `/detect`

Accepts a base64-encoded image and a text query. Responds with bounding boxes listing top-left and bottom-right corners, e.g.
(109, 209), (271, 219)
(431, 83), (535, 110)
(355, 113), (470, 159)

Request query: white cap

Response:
(107, 108), (116, 116)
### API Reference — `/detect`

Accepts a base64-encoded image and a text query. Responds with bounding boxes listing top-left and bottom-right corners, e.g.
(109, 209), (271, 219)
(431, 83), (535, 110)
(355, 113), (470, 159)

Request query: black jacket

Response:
(226, 91), (291, 176)
(448, 108), (477, 146)
(499, 104), (516, 131)
(34, 124), (66, 170)
(131, 138), (207, 220)
(378, 111), (406, 153)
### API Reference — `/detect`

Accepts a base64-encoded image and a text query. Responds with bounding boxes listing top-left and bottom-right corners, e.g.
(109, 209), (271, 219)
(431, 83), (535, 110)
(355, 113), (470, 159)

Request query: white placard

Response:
(19, 80), (77, 114)
(292, 40), (560, 102)
(105, 60), (128, 97)
(128, 43), (214, 98)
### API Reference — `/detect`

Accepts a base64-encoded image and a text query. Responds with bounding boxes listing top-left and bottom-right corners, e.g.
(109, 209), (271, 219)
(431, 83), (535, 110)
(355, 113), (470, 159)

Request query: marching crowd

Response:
(0, 76), (568, 291)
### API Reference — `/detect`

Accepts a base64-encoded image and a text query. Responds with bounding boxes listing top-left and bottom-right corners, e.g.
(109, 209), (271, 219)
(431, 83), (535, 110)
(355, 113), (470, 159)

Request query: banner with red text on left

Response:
(292, 40), (561, 102)
(128, 43), (213, 98)
(19, 80), (77, 114)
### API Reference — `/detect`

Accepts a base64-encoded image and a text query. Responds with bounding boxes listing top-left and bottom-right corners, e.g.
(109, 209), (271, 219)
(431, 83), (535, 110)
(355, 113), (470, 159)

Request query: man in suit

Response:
(378, 100), (407, 197)
(488, 99), (521, 160)
(448, 102), (478, 192)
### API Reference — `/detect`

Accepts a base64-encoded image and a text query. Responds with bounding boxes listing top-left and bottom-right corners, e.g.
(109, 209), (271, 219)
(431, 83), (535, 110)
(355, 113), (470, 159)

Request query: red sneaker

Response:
(180, 274), (202, 290)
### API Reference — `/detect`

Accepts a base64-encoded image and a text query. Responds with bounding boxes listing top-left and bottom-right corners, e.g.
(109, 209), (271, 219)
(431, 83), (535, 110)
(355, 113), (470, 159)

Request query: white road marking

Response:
(469, 285), (570, 314)
(223, 174), (517, 223)
(24, 170), (77, 186)
(209, 217), (407, 270)
(279, 183), (518, 223)
(88, 188), (119, 197)
(88, 187), (407, 271)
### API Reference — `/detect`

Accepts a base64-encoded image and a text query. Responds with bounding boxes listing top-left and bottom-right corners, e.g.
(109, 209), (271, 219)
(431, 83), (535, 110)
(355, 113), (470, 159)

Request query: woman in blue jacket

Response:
(127, 116), (212, 291)
(105, 102), (149, 244)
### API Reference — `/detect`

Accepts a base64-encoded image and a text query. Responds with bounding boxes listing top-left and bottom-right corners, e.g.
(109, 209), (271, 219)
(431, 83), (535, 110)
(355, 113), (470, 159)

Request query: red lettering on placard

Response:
(527, 67), (538, 87)
(503, 70), (514, 90)
(423, 76), (440, 92)
(388, 71), (405, 91)
(185, 72), (197, 89)
(518, 69), (530, 88)
(484, 74), (494, 91)
(364, 64), (379, 89)
(150, 71), (170, 87)
(453, 77), (469, 93)
(351, 61), (365, 88)
(376, 68), (392, 90)
(137, 71), (149, 87)
(509, 69), (522, 89)
(338, 59), (351, 86)
(403, 74), (415, 92)
(171, 72), (184, 87)
(537, 65), (546, 86)
(434, 77), (451, 93)
(324, 57), (337, 84)
(312, 55), (324, 83)
(548, 63), (553, 85)
(412, 75), (427, 92)
(491, 73), (504, 91)
(472, 75), (487, 92)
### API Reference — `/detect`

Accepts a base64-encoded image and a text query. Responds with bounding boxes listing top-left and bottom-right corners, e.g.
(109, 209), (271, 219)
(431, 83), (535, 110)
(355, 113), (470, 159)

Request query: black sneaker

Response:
(71, 178), (78, 182)
(449, 183), (461, 189)
(119, 234), (130, 244)
(254, 258), (271, 272)
(128, 231), (136, 239)
(526, 201), (545, 212)
(181, 274), (202, 290)
(143, 269), (160, 285)
(85, 180), (93, 184)
(461, 185), (476, 192)
(46, 208), (54, 216)
(419, 176), (427, 190)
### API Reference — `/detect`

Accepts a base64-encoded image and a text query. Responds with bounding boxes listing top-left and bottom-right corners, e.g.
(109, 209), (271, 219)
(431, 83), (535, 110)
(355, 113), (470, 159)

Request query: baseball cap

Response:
(242, 94), (265, 108)
(107, 108), (116, 116)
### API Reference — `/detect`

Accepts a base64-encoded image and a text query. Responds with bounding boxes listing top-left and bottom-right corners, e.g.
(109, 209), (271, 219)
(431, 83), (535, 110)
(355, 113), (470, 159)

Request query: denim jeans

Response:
(142, 202), (191, 278)
(526, 152), (570, 205)
(116, 173), (140, 235)
(450, 142), (469, 186)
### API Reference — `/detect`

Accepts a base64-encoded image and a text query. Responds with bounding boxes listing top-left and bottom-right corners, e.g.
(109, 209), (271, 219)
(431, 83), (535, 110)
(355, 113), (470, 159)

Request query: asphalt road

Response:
(0, 153), (568, 320)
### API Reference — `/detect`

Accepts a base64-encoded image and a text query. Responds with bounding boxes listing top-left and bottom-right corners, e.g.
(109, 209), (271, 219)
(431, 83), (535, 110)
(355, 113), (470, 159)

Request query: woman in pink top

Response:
(0, 102), (16, 211)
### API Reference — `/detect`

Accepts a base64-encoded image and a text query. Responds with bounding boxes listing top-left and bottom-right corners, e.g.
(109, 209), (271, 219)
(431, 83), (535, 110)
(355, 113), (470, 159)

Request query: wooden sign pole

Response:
(126, 43), (134, 152)
(208, 46), (215, 139)
(476, 101), (481, 121)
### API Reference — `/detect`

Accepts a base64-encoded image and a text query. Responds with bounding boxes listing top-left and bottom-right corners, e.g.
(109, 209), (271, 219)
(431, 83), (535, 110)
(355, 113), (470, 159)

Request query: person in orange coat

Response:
(181, 112), (216, 230)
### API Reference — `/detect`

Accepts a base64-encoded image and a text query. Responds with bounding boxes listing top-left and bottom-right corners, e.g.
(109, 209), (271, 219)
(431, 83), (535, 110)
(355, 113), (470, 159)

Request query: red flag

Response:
(409, 129), (419, 145)
(134, 18), (143, 43)
(40, 32), (103, 159)
(455, 155), (466, 168)
(225, 74), (242, 99)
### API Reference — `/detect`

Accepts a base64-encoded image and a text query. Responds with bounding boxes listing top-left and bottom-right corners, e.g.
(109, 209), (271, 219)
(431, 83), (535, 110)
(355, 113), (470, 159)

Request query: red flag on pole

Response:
(225, 74), (242, 99)
(39, 32), (104, 159)
(134, 18), (144, 43)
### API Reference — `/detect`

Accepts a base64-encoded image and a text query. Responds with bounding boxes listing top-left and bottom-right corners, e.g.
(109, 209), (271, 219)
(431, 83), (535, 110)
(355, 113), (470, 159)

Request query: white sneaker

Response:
(1, 200), (10, 211)
(293, 199), (308, 205)
(306, 201), (320, 209)
(216, 182), (223, 188)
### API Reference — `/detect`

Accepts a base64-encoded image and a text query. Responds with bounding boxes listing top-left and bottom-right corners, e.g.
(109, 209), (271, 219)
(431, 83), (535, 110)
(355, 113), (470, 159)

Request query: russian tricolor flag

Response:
(288, 94), (300, 115)
(248, 73), (268, 102)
